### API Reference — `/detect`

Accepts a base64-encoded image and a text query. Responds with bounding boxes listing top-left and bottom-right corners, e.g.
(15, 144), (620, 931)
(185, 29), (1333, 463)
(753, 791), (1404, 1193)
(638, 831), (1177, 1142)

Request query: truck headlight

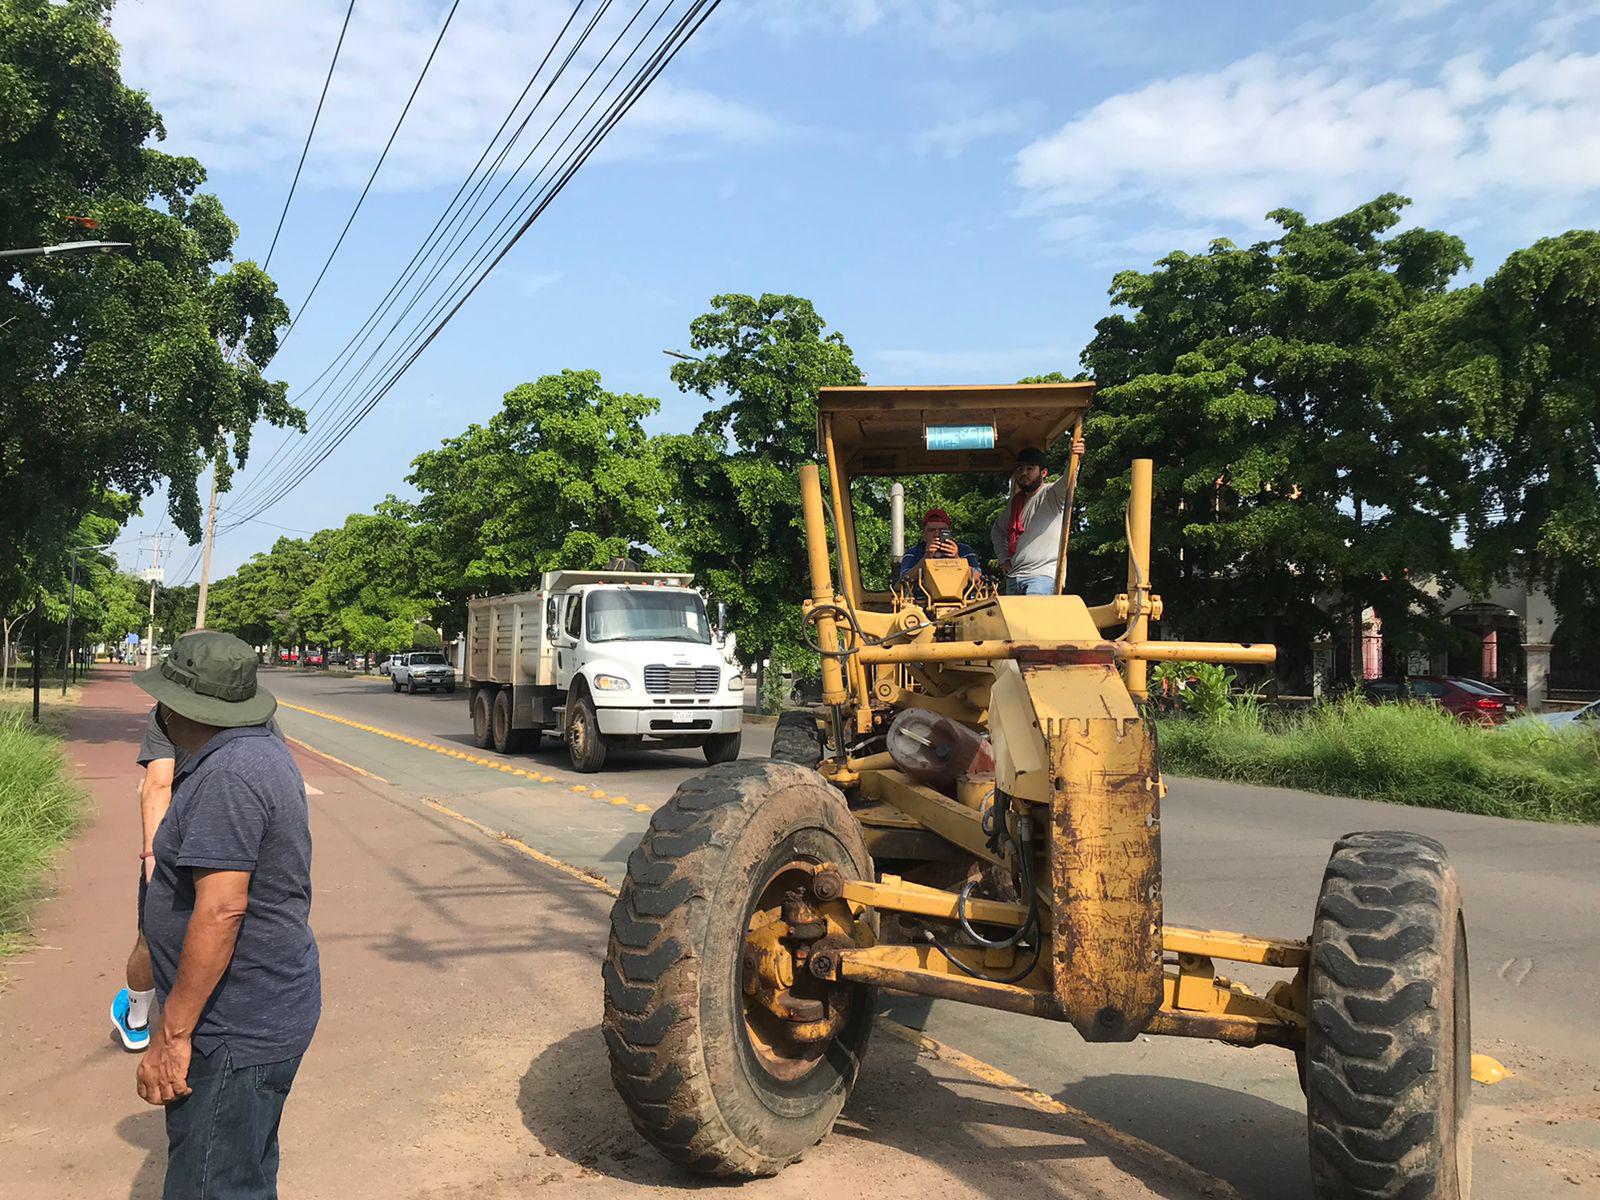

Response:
(593, 673), (631, 691)
(727, 673), (745, 691)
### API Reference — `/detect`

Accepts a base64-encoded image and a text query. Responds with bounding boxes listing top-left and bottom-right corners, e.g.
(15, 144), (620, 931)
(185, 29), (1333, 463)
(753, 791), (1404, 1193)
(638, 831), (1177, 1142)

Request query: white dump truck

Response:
(465, 570), (744, 772)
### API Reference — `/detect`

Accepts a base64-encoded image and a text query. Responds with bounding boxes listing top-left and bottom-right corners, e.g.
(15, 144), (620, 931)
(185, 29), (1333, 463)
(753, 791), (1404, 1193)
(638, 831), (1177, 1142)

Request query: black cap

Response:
(1016, 446), (1048, 467)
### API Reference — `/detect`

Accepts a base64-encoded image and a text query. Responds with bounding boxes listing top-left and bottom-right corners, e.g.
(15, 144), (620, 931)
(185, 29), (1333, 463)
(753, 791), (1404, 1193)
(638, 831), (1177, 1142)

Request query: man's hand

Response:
(137, 1025), (193, 1105)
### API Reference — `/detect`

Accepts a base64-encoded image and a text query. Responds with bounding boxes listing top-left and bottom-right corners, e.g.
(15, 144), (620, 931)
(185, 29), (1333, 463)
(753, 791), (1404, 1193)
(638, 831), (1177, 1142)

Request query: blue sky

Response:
(106, 0), (1600, 582)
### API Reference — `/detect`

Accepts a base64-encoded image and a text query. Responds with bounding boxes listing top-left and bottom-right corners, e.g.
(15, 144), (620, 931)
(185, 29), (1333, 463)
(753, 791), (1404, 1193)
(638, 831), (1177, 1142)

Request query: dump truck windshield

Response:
(586, 590), (710, 644)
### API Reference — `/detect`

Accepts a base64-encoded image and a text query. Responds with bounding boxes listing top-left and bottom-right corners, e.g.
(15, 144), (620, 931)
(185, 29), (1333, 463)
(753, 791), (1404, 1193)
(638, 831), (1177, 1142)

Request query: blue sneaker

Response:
(110, 987), (150, 1051)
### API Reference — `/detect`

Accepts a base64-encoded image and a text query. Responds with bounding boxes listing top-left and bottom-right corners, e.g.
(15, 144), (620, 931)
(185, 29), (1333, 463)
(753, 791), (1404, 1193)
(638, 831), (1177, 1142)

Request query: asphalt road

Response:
(7, 667), (1223, 1200)
(266, 667), (1600, 1200)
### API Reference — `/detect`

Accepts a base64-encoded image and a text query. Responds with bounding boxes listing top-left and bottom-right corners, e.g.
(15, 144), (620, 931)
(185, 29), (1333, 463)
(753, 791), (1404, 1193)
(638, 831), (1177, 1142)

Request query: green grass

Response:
(0, 707), (85, 954)
(1157, 695), (1600, 824)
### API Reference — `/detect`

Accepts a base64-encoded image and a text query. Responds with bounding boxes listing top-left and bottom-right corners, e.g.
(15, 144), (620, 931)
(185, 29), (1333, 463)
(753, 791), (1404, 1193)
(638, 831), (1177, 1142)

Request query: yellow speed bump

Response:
(1471, 1054), (1509, 1085)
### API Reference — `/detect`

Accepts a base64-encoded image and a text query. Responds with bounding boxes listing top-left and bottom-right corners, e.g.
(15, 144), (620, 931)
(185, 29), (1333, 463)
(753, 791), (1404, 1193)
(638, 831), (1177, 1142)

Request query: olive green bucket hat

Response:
(134, 630), (277, 729)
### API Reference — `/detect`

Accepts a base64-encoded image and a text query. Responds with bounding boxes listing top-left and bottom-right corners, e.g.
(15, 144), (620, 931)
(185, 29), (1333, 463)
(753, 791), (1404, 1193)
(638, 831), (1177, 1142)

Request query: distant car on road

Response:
(391, 651), (456, 695)
(1512, 696), (1600, 734)
(1363, 675), (1521, 725)
(327, 651), (348, 668)
(305, 649), (326, 668)
(378, 655), (394, 676)
(351, 654), (368, 671)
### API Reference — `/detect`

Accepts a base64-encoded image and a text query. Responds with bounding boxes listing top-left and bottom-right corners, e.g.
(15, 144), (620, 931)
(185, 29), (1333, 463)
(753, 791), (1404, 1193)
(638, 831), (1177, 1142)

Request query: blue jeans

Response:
(1006, 574), (1056, 595)
(165, 1043), (302, 1199)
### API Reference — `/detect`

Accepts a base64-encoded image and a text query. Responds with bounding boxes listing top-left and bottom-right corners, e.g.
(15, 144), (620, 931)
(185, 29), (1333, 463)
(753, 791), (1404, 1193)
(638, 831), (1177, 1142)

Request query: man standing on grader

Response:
(604, 381), (1474, 1200)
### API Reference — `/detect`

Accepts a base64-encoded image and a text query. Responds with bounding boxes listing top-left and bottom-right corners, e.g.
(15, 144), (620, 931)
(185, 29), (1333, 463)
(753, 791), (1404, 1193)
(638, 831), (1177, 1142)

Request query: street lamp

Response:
(0, 240), (133, 261)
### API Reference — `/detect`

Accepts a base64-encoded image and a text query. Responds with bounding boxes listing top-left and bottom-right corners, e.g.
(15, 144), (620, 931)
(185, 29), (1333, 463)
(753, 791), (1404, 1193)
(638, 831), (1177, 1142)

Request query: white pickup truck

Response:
(466, 570), (743, 772)
(390, 651), (456, 694)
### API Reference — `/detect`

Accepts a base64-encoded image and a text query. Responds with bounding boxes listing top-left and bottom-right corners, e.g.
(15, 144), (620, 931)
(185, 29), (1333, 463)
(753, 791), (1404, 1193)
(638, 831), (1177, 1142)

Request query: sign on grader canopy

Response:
(603, 382), (1473, 1200)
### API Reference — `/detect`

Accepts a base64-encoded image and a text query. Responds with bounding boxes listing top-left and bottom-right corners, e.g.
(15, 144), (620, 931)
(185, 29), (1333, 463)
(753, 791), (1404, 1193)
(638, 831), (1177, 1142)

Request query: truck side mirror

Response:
(715, 601), (727, 638)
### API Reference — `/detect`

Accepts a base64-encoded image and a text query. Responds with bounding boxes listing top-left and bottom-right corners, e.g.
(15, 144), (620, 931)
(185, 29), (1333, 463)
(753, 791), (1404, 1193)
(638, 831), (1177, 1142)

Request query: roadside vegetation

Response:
(1154, 667), (1600, 824)
(0, 690), (85, 955)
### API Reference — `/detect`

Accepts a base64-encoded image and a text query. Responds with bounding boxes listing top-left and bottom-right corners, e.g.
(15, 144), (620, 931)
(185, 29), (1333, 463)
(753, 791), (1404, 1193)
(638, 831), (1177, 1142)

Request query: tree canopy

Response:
(662, 294), (862, 675)
(0, 0), (297, 616)
(1078, 196), (1477, 677)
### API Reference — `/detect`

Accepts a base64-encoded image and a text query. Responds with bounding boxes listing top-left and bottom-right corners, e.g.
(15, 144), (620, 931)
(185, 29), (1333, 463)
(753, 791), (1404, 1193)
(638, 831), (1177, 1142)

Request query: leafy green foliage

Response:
(0, 0), (299, 616)
(1150, 660), (1237, 720)
(1159, 696), (1600, 824)
(1080, 196), (1474, 679)
(663, 294), (862, 674)
(294, 502), (437, 656)
(0, 707), (83, 948)
(408, 370), (671, 627)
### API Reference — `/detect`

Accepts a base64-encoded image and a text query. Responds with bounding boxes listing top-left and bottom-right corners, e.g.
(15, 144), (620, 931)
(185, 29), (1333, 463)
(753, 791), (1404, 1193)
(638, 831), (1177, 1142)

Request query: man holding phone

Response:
(898, 508), (983, 581)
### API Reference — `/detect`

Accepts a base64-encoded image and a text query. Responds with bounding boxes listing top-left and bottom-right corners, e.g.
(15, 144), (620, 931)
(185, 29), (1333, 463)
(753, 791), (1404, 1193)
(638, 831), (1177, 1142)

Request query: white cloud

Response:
(110, 0), (777, 189)
(745, 1), (1115, 57)
(1014, 45), (1600, 248)
(518, 269), (563, 297)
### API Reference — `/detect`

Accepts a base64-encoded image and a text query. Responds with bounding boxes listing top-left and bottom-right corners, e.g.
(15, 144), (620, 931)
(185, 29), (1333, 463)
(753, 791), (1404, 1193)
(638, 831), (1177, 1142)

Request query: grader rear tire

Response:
(602, 760), (873, 1178)
(770, 710), (824, 768)
(1306, 831), (1471, 1200)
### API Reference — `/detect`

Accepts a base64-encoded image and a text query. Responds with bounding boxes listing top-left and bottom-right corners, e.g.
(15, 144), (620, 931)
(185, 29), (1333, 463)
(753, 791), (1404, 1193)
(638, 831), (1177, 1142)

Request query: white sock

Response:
(127, 988), (155, 1030)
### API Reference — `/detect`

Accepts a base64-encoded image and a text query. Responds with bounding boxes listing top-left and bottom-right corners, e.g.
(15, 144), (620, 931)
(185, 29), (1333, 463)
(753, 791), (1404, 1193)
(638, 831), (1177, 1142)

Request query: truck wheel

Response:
(1306, 831), (1471, 1200)
(566, 691), (607, 773)
(471, 690), (494, 750)
(407, 678), (418, 695)
(603, 761), (874, 1177)
(491, 689), (529, 755)
(771, 711), (823, 768)
(391, 677), (401, 692)
(703, 731), (742, 764)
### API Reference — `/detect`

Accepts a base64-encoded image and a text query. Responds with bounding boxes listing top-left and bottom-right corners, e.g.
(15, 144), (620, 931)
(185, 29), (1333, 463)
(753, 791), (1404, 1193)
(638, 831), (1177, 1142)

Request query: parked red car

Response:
(277, 648), (299, 664)
(1364, 675), (1520, 724)
(304, 649), (325, 667)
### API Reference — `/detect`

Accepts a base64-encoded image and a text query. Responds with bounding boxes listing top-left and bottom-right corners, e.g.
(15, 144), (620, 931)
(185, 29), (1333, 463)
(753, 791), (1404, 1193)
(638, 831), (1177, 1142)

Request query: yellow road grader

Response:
(604, 382), (1472, 1199)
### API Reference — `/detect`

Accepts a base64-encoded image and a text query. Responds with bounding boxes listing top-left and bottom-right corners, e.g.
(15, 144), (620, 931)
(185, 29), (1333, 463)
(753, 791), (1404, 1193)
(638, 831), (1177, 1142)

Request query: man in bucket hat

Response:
(133, 630), (320, 1199)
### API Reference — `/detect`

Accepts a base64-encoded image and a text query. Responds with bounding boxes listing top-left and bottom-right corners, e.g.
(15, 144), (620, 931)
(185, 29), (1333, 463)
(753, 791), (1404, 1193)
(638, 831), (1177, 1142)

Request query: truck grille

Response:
(644, 665), (721, 694)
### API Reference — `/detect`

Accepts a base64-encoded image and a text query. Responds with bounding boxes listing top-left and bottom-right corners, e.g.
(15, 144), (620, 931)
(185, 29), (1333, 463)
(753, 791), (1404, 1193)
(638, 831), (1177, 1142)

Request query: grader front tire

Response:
(1306, 831), (1471, 1200)
(770, 710), (824, 768)
(602, 760), (873, 1177)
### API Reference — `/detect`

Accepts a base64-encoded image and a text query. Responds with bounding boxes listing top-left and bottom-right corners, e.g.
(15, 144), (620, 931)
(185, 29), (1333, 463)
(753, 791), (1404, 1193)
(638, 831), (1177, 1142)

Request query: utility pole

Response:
(195, 448), (222, 629)
(143, 532), (166, 670)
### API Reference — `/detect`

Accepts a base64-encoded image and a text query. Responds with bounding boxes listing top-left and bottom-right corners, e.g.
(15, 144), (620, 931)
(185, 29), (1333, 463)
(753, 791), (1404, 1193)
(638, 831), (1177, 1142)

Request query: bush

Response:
(1158, 695), (1600, 824)
(0, 710), (84, 950)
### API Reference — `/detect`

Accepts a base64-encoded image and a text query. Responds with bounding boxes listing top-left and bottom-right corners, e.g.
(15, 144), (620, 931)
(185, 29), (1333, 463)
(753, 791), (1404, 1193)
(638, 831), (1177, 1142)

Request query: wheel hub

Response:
(740, 863), (862, 1081)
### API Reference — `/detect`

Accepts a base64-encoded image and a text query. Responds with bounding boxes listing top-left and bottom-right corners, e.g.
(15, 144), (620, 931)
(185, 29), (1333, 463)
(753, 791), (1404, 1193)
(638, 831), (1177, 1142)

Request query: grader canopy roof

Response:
(817, 381), (1094, 476)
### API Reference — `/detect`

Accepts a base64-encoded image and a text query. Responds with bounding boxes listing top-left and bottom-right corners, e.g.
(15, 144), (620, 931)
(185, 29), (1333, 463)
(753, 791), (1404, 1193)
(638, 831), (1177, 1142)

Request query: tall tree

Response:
(664, 294), (863, 677)
(1079, 196), (1474, 680)
(408, 370), (672, 626)
(0, 0), (298, 616)
(295, 501), (438, 657)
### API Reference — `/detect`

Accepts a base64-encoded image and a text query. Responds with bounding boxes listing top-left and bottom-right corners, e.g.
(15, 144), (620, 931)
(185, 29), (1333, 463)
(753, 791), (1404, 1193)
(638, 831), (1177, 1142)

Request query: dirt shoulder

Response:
(0, 668), (1220, 1200)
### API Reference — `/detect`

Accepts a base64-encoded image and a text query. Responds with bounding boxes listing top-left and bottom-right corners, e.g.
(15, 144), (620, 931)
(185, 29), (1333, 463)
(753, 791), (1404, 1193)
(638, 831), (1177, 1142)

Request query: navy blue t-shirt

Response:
(144, 724), (321, 1066)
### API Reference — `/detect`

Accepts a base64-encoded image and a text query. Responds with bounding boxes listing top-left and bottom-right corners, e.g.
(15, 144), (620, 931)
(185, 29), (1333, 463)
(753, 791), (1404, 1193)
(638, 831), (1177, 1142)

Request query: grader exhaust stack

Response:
(607, 381), (1476, 1200)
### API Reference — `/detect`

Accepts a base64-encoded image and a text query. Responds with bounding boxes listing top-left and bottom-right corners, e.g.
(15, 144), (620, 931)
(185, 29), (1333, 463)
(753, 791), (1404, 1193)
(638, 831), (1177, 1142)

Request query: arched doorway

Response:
(1444, 602), (1523, 688)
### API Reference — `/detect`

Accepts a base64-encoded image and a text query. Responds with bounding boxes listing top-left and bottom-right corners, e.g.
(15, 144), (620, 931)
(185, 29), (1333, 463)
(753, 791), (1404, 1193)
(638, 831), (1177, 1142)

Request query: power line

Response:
(228, 0), (601, 513)
(228, 0), (654, 518)
(275, 0), (463, 348)
(225, 0), (722, 527)
(264, 0), (357, 269)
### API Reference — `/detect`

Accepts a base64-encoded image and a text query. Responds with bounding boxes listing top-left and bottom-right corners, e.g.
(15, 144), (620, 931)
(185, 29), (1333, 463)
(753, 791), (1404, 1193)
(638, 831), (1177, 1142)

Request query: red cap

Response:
(922, 508), (952, 527)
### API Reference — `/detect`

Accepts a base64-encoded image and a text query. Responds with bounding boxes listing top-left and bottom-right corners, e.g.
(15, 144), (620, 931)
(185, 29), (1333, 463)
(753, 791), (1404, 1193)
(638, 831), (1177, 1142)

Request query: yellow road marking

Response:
(279, 701), (638, 811)
(285, 735), (389, 783)
(1471, 1053), (1509, 1084)
(416, 793), (1239, 1200)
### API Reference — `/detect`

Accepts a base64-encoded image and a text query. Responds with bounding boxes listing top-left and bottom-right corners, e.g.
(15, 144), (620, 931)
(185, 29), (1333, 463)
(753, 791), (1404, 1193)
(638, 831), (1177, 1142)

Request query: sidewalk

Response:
(1, 667), (1221, 1200)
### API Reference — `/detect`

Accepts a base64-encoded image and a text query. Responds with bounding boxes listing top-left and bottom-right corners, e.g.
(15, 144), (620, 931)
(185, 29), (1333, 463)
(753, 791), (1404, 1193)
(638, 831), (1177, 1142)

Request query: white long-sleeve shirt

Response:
(990, 474), (1071, 580)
